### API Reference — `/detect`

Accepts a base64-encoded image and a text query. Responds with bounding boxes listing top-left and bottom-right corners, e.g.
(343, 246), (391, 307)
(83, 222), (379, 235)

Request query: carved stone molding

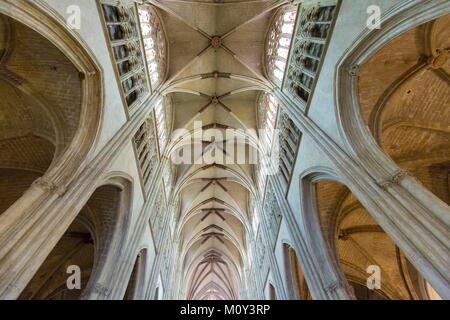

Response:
(32, 177), (67, 197)
(377, 170), (410, 191)
(427, 48), (450, 69)
(346, 64), (359, 77)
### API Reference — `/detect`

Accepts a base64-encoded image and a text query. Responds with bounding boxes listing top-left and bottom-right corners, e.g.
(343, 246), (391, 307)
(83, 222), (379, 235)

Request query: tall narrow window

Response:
(100, 2), (148, 110)
(278, 111), (301, 185)
(256, 162), (267, 196)
(265, 6), (297, 85)
(138, 5), (167, 90)
(258, 93), (280, 150)
(249, 196), (260, 235)
(154, 99), (168, 152)
(257, 93), (280, 194)
(284, 4), (337, 107)
(134, 115), (158, 191)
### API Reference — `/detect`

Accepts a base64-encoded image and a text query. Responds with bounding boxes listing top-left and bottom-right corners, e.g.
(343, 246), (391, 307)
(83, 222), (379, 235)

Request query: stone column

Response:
(348, 169), (450, 299)
(270, 175), (355, 300)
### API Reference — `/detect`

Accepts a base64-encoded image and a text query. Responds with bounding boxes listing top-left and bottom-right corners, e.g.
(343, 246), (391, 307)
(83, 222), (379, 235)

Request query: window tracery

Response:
(257, 93), (279, 150)
(163, 161), (174, 198)
(265, 6), (298, 84)
(100, 2), (148, 109)
(150, 185), (166, 241)
(138, 5), (167, 90)
(256, 93), (283, 195)
(134, 114), (158, 191)
(256, 230), (267, 270)
(278, 111), (301, 185)
(154, 98), (169, 153)
(263, 181), (282, 247)
(249, 196), (260, 236)
(284, 3), (337, 107)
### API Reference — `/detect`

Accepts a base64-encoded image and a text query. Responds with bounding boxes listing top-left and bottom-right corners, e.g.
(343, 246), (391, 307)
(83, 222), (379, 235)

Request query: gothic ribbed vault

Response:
(150, 0), (285, 299)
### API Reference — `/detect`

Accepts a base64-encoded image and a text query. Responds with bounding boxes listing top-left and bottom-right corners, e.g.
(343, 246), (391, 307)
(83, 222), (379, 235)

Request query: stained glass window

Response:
(258, 93), (280, 149)
(265, 6), (297, 85)
(138, 5), (167, 90)
(154, 99), (168, 152)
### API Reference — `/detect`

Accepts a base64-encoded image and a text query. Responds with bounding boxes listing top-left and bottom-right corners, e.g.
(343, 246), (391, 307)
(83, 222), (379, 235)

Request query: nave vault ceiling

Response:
(149, 0), (285, 300)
